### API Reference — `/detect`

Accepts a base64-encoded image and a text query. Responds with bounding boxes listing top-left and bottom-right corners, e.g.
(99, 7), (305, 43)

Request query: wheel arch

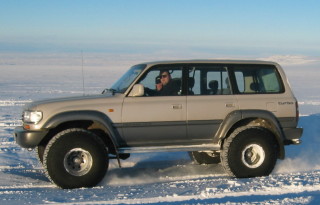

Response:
(215, 110), (285, 159)
(39, 111), (123, 165)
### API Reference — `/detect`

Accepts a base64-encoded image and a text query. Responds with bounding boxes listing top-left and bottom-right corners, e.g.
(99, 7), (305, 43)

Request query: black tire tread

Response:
(43, 128), (107, 189)
(35, 145), (45, 165)
(221, 126), (277, 178)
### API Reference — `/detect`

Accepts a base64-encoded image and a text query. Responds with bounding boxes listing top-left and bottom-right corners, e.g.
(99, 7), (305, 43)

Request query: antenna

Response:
(81, 50), (85, 96)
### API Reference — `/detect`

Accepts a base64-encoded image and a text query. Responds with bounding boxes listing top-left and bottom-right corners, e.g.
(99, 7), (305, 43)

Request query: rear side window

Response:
(232, 65), (284, 94)
(188, 65), (231, 95)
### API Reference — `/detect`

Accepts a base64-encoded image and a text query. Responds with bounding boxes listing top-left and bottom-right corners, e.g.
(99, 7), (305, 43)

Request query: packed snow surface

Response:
(0, 62), (320, 204)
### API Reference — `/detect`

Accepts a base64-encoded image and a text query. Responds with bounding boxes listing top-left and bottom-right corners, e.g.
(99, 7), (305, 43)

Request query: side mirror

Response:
(128, 84), (144, 97)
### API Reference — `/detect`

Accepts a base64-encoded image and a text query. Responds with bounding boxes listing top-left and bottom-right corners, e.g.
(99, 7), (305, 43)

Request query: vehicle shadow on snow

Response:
(0, 148), (50, 183)
(3, 167), (49, 182)
(102, 152), (227, 186)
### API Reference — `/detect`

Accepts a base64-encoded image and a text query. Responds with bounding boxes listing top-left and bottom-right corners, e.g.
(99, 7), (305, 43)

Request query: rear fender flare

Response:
(214, 110), (285, 159)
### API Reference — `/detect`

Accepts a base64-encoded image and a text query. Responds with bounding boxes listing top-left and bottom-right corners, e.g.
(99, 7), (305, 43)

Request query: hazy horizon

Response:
(1, 0), (320, 57)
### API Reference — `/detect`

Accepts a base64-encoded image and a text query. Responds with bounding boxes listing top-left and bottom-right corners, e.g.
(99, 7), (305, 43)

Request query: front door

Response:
(121, 66), (187, 147)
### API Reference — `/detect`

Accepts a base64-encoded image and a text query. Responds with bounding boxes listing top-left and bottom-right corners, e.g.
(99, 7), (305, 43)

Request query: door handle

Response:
(225, 103), (235, 108)
(172, 104), (182, 109)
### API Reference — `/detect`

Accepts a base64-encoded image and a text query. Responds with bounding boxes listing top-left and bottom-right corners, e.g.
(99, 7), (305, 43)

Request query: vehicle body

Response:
(14, 60), (303, 189)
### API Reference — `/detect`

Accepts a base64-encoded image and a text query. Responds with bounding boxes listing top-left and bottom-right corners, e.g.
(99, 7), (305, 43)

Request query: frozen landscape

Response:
(0, 54), (320, 204)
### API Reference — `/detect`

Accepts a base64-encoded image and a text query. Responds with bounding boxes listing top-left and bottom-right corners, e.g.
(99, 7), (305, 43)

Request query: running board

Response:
(118, 144), (220, 154)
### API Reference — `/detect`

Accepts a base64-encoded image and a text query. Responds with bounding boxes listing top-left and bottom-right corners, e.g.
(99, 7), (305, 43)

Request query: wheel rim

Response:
(241, 144), (265, 168)
(63, 148), (93, 176)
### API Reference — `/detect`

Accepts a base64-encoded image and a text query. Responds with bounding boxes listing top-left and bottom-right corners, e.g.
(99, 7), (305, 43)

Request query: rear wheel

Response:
(43, 128), (108, 189)
(189, 151), (220, 164)
(221, 126), (277, 178)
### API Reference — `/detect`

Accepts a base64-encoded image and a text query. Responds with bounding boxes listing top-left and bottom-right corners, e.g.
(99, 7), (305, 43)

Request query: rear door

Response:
(186, 65), (238, 144)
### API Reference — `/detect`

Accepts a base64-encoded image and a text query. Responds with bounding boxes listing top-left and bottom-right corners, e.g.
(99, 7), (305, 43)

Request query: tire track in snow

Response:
(37, 171), (320, 204)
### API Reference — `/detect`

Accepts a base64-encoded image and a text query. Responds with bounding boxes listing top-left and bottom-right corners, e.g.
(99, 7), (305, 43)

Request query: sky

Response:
(1, 0), (320, 58)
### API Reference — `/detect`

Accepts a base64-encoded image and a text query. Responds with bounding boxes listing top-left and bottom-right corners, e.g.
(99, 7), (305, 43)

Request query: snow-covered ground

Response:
(0, 57), (320, 204)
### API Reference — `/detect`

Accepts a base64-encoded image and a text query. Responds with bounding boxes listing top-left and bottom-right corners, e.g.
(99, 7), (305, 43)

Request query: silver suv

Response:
(14, 60), (303, 189)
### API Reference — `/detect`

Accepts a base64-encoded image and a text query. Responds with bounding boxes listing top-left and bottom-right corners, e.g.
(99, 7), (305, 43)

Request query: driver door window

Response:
(138, 67), (183, 96)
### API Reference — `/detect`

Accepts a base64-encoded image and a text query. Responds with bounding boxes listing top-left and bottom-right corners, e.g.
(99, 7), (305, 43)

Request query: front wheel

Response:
(43, 128), (108, 189)
(221, 126), (277, 178)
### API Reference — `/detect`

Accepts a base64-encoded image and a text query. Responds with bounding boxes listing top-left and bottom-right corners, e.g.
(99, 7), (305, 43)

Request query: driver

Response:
(156, 70), (179, 96)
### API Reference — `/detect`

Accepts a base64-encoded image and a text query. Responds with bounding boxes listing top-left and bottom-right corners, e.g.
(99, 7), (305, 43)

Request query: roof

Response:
(140, 59), (279, 67)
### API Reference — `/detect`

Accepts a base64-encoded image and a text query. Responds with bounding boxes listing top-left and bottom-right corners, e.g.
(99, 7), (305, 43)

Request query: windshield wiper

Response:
(102, 88), (116, 95)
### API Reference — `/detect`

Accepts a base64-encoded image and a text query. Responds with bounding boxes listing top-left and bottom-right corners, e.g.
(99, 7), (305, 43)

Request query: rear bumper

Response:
(283, 127), (303, 145)
(14, 126), (48, 148)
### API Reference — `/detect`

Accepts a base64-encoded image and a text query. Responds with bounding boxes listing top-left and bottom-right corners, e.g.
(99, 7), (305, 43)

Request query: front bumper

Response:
(14, 126), (48, 148)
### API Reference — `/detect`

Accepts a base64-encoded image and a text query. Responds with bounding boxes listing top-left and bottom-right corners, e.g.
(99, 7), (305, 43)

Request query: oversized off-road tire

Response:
(43, 128), (108, 189)
(189, 151), (220, 164)
(221, 126), (277, 178)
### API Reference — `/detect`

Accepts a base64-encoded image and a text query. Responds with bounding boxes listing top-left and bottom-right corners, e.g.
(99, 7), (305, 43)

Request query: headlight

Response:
(23, 111), (43, 124)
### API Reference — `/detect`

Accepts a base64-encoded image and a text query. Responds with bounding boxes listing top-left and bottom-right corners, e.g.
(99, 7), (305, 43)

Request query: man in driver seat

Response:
(156, 70), (180, 96)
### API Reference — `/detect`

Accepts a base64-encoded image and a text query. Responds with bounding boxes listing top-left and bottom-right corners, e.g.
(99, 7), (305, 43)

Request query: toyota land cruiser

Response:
(14, 60), (303, 189)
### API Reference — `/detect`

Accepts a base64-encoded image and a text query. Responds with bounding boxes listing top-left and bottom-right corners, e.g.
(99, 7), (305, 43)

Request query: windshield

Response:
(109, 64), (146, 93)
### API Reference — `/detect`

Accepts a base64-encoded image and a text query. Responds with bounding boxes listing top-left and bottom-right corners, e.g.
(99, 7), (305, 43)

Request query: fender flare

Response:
(43, 110), (123, 166)
(214, 109), (285, 159)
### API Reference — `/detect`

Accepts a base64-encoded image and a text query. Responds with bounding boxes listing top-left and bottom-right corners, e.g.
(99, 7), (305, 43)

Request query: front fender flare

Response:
(43, 110), (123, 165)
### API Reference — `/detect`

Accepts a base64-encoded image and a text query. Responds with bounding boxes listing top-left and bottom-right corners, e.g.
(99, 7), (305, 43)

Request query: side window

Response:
(188, 66), (230, 95)
(235, 71), (244, 92)
(139, 69), (159, 90)
(137, 66), (183, 96)
(206, 67), (230, 95)
(233, 65), (284, 94)
(260, 68), (282, 92)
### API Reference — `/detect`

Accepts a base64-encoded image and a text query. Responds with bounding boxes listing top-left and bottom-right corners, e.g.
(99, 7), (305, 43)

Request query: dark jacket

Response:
(158, 80), (180, 96)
